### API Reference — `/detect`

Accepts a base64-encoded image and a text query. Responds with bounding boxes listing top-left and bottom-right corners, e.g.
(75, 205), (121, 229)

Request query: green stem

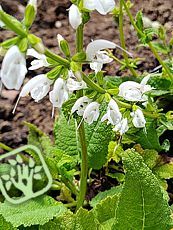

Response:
(82, 72), (106, 94)
(76, 121), (88, 210)
(148, 42), (173, 80)
(121, 0), (172, 79)
(44, 49), (70, 67)
(0, 142), (13, 152)
(75, 24), (88, 211)
(76, 24), (84, 53)
(119, 0), (138, 77)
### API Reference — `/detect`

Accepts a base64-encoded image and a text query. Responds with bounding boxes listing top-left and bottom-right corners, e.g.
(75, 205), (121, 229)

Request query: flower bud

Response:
(57, 34), (71, 57)
(69, 4), (82, 30)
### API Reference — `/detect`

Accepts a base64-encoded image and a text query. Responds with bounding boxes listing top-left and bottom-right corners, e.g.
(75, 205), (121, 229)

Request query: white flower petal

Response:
(95, 0), (115, 15)
(83, 101), (100, 124)
(86, 39), (116, 61)
(69, 4), (82, 30)
(83, 0), (96, 11)
(131, 109), (146, 128)
(49, 78), (68, 108)
(71, 96), (92, 116)
(1, 46), (27, 90)
(113, 118), (129, 135)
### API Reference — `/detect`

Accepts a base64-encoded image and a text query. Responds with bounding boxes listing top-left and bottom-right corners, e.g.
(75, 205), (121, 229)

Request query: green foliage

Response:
(0, 195), (67, 228)
(54, 115), (80, 158)
(85, 105), (114, 169)
(112, 149), (172, 229)
(154, 162), (173, 179)
(0, 215), (17, 230)
(90, 185), (122, 208)
(135, 120), (162, 151)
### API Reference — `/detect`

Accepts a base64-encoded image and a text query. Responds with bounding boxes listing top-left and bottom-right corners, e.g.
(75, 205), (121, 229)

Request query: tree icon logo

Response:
(0, 145), (52, 204)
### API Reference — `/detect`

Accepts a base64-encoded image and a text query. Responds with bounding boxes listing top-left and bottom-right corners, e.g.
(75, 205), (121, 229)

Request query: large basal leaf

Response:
(112, 149), (172, 230)
(0, 195), (67, 227)
(54, 115), (79, 158)
(136, 120), (162, 151)
(40, 208), (99, 230)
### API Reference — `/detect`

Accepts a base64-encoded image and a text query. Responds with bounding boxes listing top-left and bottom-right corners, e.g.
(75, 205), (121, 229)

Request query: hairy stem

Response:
(44, 49), (70, 67)
(119, 0), (138, 77)
(121, 0), (172, 79)
(75, 24), (88, 211)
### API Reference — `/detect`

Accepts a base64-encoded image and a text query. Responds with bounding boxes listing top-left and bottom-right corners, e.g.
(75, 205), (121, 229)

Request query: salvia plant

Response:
(0, 0), (173, 229)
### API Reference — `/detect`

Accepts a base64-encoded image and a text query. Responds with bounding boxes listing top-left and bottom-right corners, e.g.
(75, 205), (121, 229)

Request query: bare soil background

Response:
(0, 0), (173, 148)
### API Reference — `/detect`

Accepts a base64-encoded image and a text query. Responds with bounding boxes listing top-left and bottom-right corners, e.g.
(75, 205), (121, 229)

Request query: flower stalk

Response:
(75, 23), (88, 211)
(119, 0), (138, 77)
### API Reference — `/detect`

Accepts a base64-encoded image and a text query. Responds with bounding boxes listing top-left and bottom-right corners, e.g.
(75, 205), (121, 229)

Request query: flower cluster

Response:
(0, 0), (151, 137)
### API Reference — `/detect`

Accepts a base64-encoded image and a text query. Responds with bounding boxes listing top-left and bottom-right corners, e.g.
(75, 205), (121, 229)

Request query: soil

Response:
(0, 0), (173, 148)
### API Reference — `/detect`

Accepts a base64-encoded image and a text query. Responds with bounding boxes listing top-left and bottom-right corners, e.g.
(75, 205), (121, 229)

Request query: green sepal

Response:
(24, 5), (36, 28)
(72, 52), (86, 62)
(59, 40), (71, 58)
(0, 37), (20, 49)
(28, 34), (41, 46)
(0, 10), (27, 37)
(47, 66), (63, 80)
(17, 37), (28, 52)
(70, 61), (81, 72)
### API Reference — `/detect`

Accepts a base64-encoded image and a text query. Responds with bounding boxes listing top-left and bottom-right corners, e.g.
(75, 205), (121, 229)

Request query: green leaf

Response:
(107, 141), (124, 163)
(85, 104), (114, 169)
(135, 11), (144, 32)
(140, 149), (159, 169)
(29, 157), (35, 168)
(90, 186), (122, 208)
(10, 168), (16, 177)
(153, 162), (173, 179)
(150, 42), (170, 54)
(0, 195), (67, 228)
(136, 120), (162, 151)
(8, 159), (17, 166)
(39, 211), (74, 230)
(1, 174), (10, 181)
(33, 174), (42, 180)
(0, 215), (17, 230)
(112, 149), (172, 230)
(54, 115), (79, 158)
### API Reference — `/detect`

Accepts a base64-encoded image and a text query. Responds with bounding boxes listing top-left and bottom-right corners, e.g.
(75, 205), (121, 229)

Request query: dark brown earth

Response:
(0, 0), (173, 148)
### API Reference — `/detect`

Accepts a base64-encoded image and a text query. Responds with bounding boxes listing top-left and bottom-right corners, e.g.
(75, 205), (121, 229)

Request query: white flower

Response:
(118, 75), (152, 102)
(69, 4), (82, 30)
(71, 96), (92, 116)
(131, 109), (146, 128)
(0, 46), (27, 90)
(20, 74), (52, 102)
(49, 78), (68, 109)
(67, 71), (87, 93)
(27, 48), (49, 70)
(83, 0), (115, 15)
(113, 118), (129, 135)
(83, 101), (100, 125)
(86, 40), (116, 73)
(101, 99), (122, 125)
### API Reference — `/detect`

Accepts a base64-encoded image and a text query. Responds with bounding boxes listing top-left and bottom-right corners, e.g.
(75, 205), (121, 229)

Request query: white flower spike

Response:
(83, 0), (115, 15)
(113, 118), (129, 135)
(27, 48), (49, 70)
(49, 78), (68, 110)
(69, 4), (82, 30)
(71, 96), (92, 116)
(13, 74), (52, 113)
(83, 101), (100, 125)
(131, 108), (146, 128)
(118, 76), (152, 102)
(101, 99), (122, 125)
(0, 46), (27, 90)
